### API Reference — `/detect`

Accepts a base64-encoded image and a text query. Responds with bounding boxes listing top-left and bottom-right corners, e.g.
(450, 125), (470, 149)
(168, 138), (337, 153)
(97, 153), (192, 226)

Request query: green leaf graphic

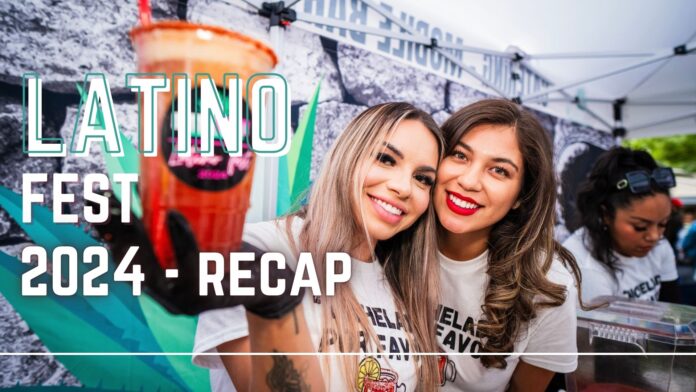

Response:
(0, 251), (185, 391)
(279, 81), (320, 215)
(77, 83), (142, 218)
(0, 187), (190, 388)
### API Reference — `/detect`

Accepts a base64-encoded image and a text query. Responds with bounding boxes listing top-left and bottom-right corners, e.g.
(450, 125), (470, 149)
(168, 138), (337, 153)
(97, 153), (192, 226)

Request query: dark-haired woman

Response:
(434, 99), (584, 391)
(562, 147), (679, 303)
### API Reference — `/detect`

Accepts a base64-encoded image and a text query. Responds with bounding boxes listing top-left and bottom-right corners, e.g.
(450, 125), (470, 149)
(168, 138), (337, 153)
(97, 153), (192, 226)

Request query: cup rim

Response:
(130, 20), (278, 67)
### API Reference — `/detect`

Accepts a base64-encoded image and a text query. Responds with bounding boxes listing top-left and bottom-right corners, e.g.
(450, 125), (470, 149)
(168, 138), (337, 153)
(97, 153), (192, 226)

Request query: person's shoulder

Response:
(652, 239), (674, 256)
(561, 229), (597, 268)
(562, 229), (588, 254)
(247, 216), (303, 235)
(243, 216), (304, 251)
(643, 240), (676, 267)
(547, 254), (576, 289)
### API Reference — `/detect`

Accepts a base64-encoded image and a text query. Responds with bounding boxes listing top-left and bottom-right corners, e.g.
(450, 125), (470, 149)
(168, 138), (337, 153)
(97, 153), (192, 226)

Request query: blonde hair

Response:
(293, 102), (444, 391)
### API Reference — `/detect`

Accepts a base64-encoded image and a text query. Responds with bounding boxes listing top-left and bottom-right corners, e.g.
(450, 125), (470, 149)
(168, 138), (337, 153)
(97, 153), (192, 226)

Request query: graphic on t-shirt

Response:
(356, 356), (406, 392)
(437, 355), (457, 386)
(436, 305), (484, 358)
(312, 283), (414, 390)
(622, 274), (661, 300)
(316, 304), (412, 391)
(320, 305), (412, 361)
(359, 305), (411, 360)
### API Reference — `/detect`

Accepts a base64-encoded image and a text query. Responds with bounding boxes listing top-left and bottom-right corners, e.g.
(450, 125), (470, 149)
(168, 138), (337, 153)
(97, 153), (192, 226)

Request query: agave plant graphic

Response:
(0, 82), (320, 390)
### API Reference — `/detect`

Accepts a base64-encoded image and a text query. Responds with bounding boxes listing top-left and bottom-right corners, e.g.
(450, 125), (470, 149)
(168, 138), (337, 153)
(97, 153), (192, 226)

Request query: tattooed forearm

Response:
(266, 350), (311, 392)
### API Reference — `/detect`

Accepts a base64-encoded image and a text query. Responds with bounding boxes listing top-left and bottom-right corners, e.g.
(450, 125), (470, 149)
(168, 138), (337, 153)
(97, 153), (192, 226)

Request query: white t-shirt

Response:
(437, 250), (578, 392)
(193, 218), (419, 392)
(193, 307), (247, 391)
(562, 228), (679, 303)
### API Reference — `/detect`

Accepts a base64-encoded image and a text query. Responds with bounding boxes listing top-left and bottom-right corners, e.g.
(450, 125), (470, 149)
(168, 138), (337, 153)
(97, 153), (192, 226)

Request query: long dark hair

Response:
(440, 99), (584, 369)
(576, 147), (670, 275)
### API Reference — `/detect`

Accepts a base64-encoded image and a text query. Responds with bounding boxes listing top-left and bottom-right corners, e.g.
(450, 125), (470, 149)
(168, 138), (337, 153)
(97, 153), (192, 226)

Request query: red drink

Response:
(130, 21), (277, 267)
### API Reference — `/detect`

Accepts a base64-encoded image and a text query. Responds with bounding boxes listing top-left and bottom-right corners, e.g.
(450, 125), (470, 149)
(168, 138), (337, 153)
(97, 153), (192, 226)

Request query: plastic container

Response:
(130, 21), (277, 268)
(568, 296), (696, 392)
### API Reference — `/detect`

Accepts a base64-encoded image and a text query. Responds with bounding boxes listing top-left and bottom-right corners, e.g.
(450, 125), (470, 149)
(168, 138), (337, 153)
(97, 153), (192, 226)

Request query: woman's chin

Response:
(439, 218), (471, 235)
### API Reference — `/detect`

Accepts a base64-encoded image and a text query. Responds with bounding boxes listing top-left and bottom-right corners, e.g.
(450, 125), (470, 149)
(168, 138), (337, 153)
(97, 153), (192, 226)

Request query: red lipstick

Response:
(445, 191), (481, 216)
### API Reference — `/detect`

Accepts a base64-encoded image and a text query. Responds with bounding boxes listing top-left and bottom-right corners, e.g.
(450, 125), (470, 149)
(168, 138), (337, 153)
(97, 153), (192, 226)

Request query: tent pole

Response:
(295, 13), (431, 44)
(630, 111), (696, 131)
(436, 42), (515, 58)
(542, 97), (616, 104)
(360, 0), (425, 34)
(294, 12), (509, 97)
(221, 0), (260, 11)
(620, 56), (673, 97)
(435, 49), (508, 97)
(534, 96), (696, 106)
(300, 0), (628, 102)
(627, 100), (696, 106)
(358, 0), (514, 58)
(241, 0), (260, 9)
(521, 41), (696, 103)
(579, 106), (613, 130)
(260, 24), (284, 220)
(526, 51), (654, 60)
(359, 0), (511, 97)
(520, 61), (613, 130)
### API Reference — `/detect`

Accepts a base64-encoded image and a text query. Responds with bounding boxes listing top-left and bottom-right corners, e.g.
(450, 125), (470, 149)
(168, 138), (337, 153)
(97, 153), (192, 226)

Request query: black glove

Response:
(90, 192), (304, 318)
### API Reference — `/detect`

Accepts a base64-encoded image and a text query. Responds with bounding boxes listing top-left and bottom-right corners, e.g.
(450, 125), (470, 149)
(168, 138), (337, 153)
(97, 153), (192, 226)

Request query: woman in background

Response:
(563, 147), (679, 303)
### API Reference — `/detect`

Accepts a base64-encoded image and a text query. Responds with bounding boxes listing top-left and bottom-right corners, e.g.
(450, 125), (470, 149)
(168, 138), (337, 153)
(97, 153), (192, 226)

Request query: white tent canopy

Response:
(251, 0), (696, 139)
(392, 0), (696, 140)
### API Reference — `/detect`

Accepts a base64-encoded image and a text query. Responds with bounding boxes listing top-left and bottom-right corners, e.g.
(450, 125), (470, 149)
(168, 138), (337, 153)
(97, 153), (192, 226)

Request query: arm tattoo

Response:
(266, 350), (311, 392)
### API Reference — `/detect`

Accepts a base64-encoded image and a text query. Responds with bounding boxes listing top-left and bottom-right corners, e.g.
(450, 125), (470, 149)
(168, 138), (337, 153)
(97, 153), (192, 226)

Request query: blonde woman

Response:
(194, 102), (444, 391)
(433, 99), (585, 391)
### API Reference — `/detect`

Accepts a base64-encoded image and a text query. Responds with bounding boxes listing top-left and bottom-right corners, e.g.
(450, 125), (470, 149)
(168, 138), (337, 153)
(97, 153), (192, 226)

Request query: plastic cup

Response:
(130, 21), (277, 268)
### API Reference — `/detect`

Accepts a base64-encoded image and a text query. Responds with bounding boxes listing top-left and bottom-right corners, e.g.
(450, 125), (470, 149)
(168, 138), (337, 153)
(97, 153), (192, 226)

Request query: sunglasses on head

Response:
(616, 167), (676, 194)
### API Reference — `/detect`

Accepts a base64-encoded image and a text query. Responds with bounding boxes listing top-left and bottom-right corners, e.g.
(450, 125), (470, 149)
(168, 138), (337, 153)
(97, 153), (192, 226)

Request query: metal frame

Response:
(305, 0), (513, 98)
(520, 41), (696, 102)
(247, 0), (695, 137)
(519, 61), (614, 130)
(543, 97), (696, 107)
(298, 7), (595, 119)
(296, 12), (432, 45)
(525, 51), (654, 60)
(631, 111), (696, 131)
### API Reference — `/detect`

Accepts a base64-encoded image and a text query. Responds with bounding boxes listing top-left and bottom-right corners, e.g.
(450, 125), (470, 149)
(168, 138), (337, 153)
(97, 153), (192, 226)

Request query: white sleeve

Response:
(192, 306), (249, 369)
(657, 242), (678, 282)
(579, 265), (616, 304)
(563, 232), (617, 303)
(192, 218), (300, 370)
(521, 270), (578, 373)
(242, 220), (296, 253)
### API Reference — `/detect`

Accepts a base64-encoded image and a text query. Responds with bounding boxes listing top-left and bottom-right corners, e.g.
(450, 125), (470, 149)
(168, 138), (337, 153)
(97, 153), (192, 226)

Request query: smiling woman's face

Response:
(434, 123), (524, 242)
(355, 119), (440, 245)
